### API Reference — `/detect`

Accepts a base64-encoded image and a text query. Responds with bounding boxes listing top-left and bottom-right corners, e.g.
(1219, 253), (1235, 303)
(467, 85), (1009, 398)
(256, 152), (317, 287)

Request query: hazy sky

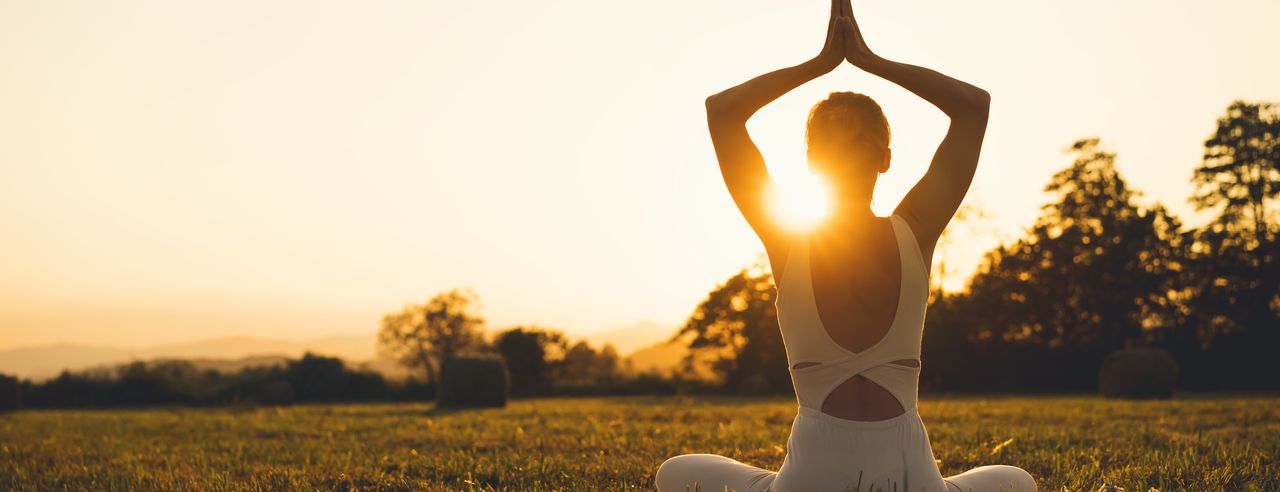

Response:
(2, 0), (1277, 350)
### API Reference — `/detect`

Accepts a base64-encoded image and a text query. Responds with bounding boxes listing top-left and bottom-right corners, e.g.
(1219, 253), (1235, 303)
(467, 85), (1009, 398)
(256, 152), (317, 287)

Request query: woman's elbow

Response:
(970, 88), (991, 113)
(705, 93), (728, 118)
(950, 88), (990, 122)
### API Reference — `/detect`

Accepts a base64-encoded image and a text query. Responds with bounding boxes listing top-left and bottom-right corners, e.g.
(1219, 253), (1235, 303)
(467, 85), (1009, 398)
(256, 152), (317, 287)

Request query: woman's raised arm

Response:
(704, 0), (849, 256)
(836, 5), (991, 258)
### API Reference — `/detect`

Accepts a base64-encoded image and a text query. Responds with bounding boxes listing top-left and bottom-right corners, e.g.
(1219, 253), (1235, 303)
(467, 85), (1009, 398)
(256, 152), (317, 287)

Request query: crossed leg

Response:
(656, 454), (1035, 492)
(655, 454), (777, 492)
(944, 465), (1037, 492)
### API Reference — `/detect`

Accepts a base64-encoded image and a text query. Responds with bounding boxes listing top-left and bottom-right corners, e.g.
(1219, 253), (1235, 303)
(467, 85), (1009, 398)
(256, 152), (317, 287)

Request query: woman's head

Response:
(805, 92), (891, 192)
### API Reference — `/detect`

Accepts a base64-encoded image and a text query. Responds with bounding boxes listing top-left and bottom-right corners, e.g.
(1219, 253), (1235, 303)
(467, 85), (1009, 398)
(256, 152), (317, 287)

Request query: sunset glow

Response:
(1, 0), (1278, 350)
(771, 170), (831, 230)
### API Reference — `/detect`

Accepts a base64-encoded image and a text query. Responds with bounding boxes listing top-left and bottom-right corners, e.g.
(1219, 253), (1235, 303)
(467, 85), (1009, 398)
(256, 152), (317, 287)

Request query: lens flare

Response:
(771, 171), (830, 230)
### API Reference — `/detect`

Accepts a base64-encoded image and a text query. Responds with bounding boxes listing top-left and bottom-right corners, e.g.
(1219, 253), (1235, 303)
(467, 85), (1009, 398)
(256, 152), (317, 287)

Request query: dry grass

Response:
(1, 395), (1277, 491)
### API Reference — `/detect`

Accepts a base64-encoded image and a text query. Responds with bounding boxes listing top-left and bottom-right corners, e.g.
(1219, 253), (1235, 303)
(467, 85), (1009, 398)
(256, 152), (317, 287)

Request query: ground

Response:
(1, 395), (1276, 491)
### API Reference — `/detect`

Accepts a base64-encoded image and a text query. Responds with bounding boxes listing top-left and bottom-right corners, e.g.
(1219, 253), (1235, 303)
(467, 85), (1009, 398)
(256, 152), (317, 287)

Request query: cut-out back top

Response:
(775, 214), (931, 416)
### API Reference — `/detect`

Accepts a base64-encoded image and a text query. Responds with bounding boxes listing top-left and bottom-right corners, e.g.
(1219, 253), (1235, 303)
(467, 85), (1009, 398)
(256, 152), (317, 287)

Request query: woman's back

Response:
(778, 216), (904, 353)
(774, 214), (930, 422)
(766, 212), (942, 490)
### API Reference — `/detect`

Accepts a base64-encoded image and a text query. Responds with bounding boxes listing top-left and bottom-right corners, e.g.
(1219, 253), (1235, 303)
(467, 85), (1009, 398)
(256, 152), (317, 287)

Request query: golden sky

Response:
(2, 0), (1278, 349)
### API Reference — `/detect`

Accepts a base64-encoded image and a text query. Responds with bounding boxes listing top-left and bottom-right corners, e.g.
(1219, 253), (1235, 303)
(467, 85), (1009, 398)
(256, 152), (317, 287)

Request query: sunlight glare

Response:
(771, 170), (831, 230)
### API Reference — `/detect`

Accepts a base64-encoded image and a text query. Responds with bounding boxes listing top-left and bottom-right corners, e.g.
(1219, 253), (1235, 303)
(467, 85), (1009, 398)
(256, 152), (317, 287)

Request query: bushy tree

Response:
(1192, 101), (1279, 245)
(555, 341), (620, 389)
(673, 263), (791, 394)
(378, 288), (486, 384)
(924, 139), (1185, 391)
(494, 326), (566, 396)
(1177, 101), (1280, 389)
(285, 353), (352, 402)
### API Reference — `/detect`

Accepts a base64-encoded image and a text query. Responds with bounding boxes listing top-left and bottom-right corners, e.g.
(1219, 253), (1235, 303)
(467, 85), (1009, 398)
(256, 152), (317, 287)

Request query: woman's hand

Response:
(837, 6), (880, 69)
(812, 0), (849, 73)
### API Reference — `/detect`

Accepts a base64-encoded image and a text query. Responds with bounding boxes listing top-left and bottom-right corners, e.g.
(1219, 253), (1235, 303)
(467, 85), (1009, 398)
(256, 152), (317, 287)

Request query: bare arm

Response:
(705, 0), (849, 256)
(838, 7), (991, 255)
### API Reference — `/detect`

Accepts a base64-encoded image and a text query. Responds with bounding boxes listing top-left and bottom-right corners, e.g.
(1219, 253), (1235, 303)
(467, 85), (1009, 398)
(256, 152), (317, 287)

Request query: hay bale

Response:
(0, 373), (20, 412)
(437, 356), (509, 408)
(1098, 348), (1178, 399)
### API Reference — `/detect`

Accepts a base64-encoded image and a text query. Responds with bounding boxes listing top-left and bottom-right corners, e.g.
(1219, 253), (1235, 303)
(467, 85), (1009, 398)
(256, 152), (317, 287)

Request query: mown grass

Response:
(1, 395), (1276, 491)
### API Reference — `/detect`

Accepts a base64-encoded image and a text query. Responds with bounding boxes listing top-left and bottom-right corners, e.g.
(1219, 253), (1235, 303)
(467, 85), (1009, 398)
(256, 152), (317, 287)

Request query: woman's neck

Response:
(827, 179), (877, 219)
(827, 198), (879, 229)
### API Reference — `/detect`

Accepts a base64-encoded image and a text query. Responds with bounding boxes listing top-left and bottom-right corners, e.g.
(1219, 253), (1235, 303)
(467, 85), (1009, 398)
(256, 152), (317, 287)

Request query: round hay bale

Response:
(437, 356), (509, 408)
(1098, 348), (1178, 399)
(0, 373), (19, 412)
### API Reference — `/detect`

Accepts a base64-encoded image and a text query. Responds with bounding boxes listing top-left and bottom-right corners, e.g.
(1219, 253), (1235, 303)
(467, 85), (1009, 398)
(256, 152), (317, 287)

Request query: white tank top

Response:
(775, 214), (931, 415)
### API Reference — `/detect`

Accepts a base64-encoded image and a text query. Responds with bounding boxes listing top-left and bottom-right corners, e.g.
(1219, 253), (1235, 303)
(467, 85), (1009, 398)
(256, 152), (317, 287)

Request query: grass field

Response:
(1, 395), (1277, 491)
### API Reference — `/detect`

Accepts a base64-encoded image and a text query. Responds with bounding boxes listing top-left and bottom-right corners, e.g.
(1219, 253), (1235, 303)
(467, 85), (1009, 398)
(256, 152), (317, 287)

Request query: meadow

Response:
(1, 395), (1276, 491)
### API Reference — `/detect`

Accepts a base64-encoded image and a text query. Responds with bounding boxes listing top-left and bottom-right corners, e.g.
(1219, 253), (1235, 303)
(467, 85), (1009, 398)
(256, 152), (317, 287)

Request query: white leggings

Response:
(655, 408), (1036, 492)
(656, 454), (1035, 492)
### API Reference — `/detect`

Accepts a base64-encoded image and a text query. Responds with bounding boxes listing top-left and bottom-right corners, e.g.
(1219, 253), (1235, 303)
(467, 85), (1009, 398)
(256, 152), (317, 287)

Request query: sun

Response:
(771, 170), (831, 230)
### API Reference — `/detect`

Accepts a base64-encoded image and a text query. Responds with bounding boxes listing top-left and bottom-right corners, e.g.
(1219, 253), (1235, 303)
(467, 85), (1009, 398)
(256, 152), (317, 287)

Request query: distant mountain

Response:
(580, 320), (674, 355)
(135, 334), (377, 361)
(621, 338), (714, 380)
(0, 333), (378, 381)
(621, 340), (687, 375)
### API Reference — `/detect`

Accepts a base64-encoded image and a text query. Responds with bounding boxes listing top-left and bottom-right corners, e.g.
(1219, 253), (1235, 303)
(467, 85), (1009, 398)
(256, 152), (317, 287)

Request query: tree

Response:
(285, 353), (351, 402)
(1178, 101), (1280, 389)
(672, 261), (791, 394)
(555, 341), (620, 389)
(924, 139), (1186, 391)
(494, 326), (566, 396)
(378, 288), (486, 384)
(1192, 101), (1280, 245)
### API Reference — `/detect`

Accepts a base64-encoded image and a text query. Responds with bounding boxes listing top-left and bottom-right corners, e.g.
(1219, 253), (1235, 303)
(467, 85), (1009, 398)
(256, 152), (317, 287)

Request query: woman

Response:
(655, 2), (1036, 491)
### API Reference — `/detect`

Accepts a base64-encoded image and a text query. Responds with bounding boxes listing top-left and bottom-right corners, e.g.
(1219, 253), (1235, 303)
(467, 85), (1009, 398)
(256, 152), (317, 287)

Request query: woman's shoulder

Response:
(762, 230), (808, 288)
(889, 212), (933, 267)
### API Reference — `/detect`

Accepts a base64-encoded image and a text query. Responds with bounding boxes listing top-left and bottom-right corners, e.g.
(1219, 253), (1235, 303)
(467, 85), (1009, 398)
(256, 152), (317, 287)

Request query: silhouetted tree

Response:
(1176, 101), (1280, 389)
(27, 371), (104, 408)
(591, 343), (622, 386)
(18, 354), (396, 408)
(1192, 101), (1279, 245)
(556, 341), (621, 389)
(285, 353), (350, 402)
(923, 139), (1185, 391)
(494, 326), (566, 396)
(378, 288), (486, 384)
(673, 263), (791, 394)
(114, 360), (210, 406)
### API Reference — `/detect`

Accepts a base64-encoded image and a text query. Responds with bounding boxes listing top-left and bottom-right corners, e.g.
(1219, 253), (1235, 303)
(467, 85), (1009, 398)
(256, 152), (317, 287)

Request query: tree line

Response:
(0, 291), (679, 411)
(0, 353), (420, 410)
(675, 100), (1279, 394)
(376, 289), (682, 397)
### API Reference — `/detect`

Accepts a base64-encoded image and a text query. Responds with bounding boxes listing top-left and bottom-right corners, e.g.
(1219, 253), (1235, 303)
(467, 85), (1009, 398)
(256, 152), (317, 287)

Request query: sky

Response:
(1, 0), (1278, 350)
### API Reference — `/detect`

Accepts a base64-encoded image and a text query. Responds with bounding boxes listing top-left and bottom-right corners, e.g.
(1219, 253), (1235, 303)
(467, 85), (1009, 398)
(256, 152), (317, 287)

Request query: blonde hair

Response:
(805, 92), (891, 166)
